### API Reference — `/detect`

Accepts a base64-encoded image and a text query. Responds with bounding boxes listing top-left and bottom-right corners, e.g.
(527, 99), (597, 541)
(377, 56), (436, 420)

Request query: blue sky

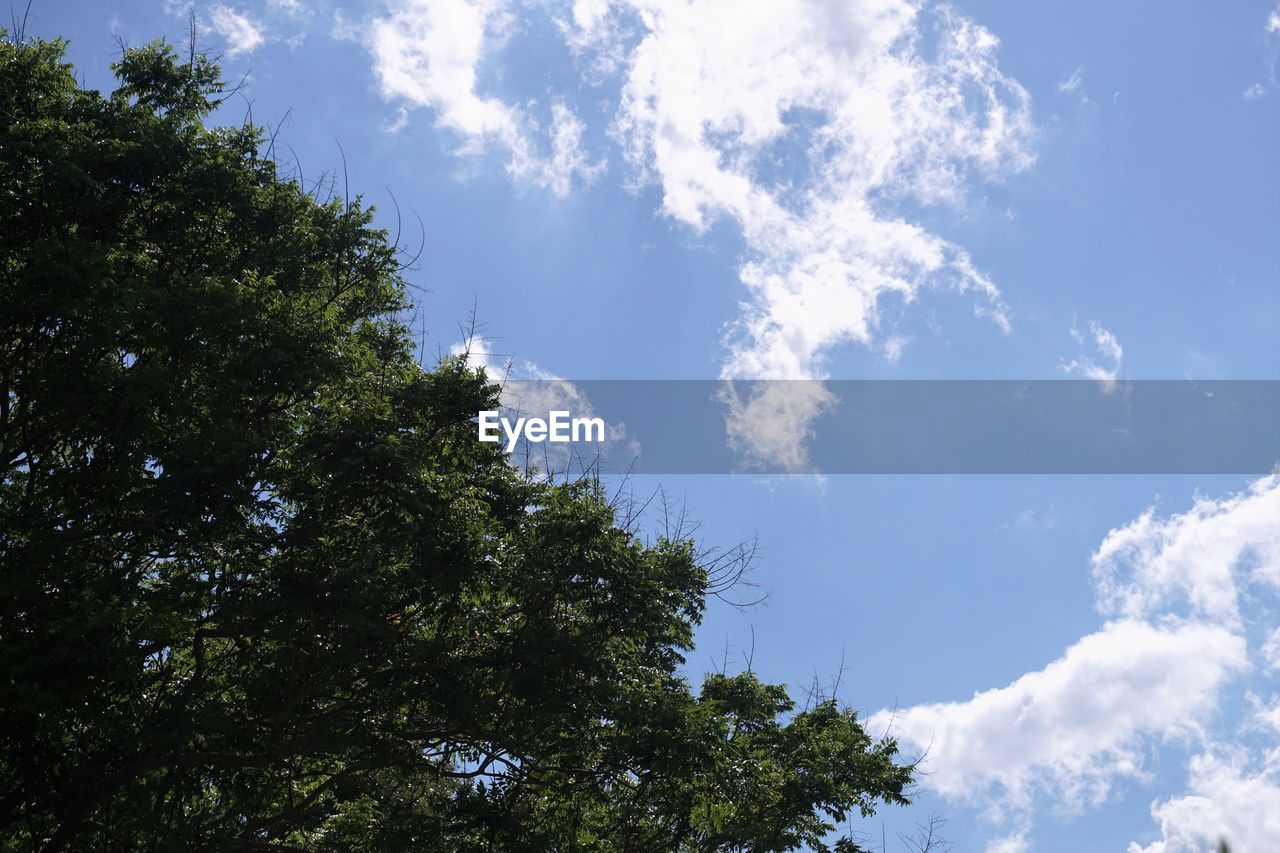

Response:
(26, 1), (1280, 850)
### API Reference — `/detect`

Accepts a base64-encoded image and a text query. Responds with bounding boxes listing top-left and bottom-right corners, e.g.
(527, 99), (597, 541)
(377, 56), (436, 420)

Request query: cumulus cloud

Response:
(366, 0), (603, 196)
(1061, 320), (1123, 382)
(872, 474), (1280, 848)
(869, 620), (1246, 812)
(208, 5), (265, 56)
(1130, 750), (1280, 853)
(1091, 474), (1280, 625)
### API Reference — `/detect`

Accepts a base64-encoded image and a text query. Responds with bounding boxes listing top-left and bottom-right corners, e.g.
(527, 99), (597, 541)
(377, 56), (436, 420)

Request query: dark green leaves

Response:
(0, 35), (912, 851)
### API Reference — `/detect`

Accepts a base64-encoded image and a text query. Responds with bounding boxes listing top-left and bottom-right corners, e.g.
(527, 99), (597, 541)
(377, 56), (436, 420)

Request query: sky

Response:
(23, 1), (1280, 850)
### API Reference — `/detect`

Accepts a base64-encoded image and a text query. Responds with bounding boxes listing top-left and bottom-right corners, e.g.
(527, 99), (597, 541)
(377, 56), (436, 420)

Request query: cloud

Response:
(567, 1), (1033, 466)
(368, 1), (521, 143)
(1246, 4), (1280, 98)
(1130, 750), (1280, 853)
(1061, 320), (1123, 382)
(717, 380), (835, 473)
(180, 2), (308, 56)
(363, 1), (1032, 380)
(1057, 66), (1084, 93)
(1262, 628), (1280, 671)
(355, 1), (1036, 467)
(587, 1), (1032, 380)
(870, 619), (1246, 813)
(1091, 473), (1280, 625)
(872, 474), (1280, 848)
(519, 100), (607, 197)
(366, 0), (603, 196)
(985, 832), (1031, 853)
(208, 5), (265, 56)
(1004, 505), (1059, 532)
(1057, 66), (1088, 104)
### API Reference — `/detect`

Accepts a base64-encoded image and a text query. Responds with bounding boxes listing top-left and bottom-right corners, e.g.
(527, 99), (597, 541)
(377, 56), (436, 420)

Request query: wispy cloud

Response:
(588, 2), (1032, 380)
(1244, 3), (1280, 98)
(365, 0), (603, 196)
(167, 1), (307, 57)
(1061, 320), (1123, 382)
(1057, 65), (1088, 104)
(362, 0), (1032, 378)
(355, 0), (1035, 469)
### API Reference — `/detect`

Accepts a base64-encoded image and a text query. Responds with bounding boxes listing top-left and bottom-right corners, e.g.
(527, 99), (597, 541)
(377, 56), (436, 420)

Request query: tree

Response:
(0, 34), (913, 850)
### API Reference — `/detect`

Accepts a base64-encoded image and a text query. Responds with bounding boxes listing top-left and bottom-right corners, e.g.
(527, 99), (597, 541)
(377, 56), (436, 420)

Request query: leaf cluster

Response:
(0, 36), (912, 851)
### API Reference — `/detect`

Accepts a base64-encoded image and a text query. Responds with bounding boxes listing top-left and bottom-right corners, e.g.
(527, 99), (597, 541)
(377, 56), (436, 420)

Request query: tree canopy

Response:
(0, 35), (912, 850)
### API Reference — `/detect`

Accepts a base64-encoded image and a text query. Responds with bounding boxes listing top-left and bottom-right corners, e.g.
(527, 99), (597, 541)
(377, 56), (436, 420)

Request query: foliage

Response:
(0, 35), (913, 850)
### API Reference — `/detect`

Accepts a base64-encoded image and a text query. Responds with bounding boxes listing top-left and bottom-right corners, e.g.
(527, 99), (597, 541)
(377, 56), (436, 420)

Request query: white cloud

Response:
(1057, 66), (1088, 104)
(450, 334), (511, 377)
(566, 1), (1034, 466)
(1252, 694), (1280, 734)
(873, 474), (1280, 848)
(1130, 750), (1280, 853)
(1262, 627), (1280, 671)
(208, 5), (265, 56)
(881, 334), (911, 364)
(368, 1), (520, 144)
(1091, 474), (1280, 625)
(587, 1), (1032, 381)
(1061, 320), (1123, 382)
(358, 2), (1035, 467)
(870, 619), (1246, 812)
(366, 0), (603, 196)
(1247, 4), (1280, 99)
(985, 832), (1031, 853)
(365, 1), (1032, 382)
(516, 100), (607, 197)
(1057, 66), (1084, 93)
